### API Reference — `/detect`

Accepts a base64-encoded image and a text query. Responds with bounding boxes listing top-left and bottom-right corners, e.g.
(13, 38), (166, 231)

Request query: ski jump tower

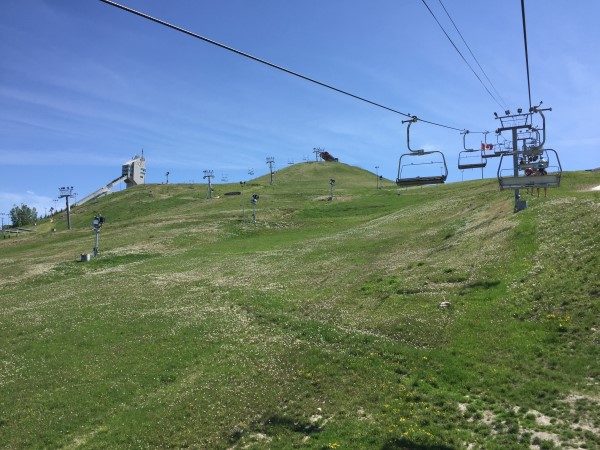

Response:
(76, 155), (146, 206)
(121, 155), (146, 188)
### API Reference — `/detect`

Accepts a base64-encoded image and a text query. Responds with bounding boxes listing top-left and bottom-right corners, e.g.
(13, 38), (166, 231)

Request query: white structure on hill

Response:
(76, 155), (146, 206)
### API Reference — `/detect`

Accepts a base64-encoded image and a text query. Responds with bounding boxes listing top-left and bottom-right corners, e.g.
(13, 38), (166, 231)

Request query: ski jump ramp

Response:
(75, 155), (146, 206)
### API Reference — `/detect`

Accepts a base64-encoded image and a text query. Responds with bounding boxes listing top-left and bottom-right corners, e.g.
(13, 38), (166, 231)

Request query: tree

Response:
(9, 203), (38, 227)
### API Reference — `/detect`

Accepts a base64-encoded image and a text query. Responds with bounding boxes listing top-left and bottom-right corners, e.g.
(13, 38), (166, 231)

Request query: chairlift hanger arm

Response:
(402, 116), (426, 154)
(461, 129), (479, 151)
(528, 106), (551, 150)
(482, 130), (490, 146)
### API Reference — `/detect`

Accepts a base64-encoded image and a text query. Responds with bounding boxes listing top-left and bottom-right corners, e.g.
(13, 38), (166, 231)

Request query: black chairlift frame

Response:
(396, 117), (448, 187)
(458, 130), (487, 170)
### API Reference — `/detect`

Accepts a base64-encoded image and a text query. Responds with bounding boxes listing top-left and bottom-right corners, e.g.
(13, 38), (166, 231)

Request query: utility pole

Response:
(375, 166), (380, 189)
(0, 212), (6, 235)
(203, 170), (214, 199)
(266, 157), (275, 185)
(58, 186), (76, 230)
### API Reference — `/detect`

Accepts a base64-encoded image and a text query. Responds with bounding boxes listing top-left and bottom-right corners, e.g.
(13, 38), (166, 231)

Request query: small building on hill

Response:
(319, 151), (338, 162)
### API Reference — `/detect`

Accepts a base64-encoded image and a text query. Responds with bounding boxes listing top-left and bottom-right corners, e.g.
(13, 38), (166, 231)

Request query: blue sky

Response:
(1, 0), (599, 220)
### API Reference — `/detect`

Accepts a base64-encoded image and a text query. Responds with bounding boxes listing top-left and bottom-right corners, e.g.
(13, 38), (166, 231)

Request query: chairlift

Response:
(397, 157), (448, 187)
(517, 128), (549, 171)
(395, 117), (448, 187)
(494, 133), (514, 157)
(480, 131), (498, 159)
(458, 151), (486, 169)
(480, 133), (508, 158)
(458, 130), (486, 170)
(518, 152), (549, 171)
(518, 105), (550, 158)
(498, 148), (562, 190)
(481, 132), (510, 158)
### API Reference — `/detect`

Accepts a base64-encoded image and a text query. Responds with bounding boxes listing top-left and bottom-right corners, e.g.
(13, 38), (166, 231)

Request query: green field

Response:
(1, 162), (599, 449)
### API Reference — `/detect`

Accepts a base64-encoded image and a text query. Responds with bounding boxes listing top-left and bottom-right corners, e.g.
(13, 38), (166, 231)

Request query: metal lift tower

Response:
(203, 170), (214, 199)
(266, 157), (275, 185)
(58, 186), (76, 230)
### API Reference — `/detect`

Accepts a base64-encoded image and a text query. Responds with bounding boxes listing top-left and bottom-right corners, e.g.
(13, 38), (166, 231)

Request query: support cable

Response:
(437, 0), (508, 109)
(419, 0), (504, 110)
(520, 0), (533, 110)
(99, 0), (485, 132)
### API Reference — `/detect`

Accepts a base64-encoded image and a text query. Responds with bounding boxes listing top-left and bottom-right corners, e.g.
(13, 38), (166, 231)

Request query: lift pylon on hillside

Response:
(396, 117), (448, 188)
(494, 105), (562, 211)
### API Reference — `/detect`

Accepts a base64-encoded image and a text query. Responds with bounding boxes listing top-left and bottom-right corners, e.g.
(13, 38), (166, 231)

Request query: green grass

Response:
(1, 162), (599, 449)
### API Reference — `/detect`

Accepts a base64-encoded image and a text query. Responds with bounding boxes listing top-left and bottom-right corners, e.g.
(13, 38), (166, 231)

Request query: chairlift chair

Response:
(518, 146), (550, 171)
(498, 148), (562, 190)
(495, 139), (514, 157)
(458, 151), (487, 170)
(395, 117), (448, 187)
(481, 132), (510, 158)
(480, 131), (499, 159)
(482, 133), (512, 158)
(457, 130), (487, 170)
(397, 154), (449, 187)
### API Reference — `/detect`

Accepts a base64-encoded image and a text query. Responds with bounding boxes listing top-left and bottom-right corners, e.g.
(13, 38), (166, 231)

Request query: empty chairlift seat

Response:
(396, 151), (448, 187)
(395, 117), (449, 187)
(458, 130), (487, 170)
(458, 150), (486, 170)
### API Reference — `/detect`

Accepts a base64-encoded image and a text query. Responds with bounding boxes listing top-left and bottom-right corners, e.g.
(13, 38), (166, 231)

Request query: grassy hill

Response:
(1, 162), (598, 449)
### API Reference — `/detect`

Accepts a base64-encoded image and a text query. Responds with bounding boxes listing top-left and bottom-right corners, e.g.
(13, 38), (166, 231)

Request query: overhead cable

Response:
(419, 0), (505, 110)
(99, 0), (485, 133)
(436, 0), (508, 109)
(520, 0), (533, 110)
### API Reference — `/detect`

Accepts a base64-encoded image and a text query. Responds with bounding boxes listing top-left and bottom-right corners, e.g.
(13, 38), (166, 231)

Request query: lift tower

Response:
(203, 170), (214, 199)
(495, 110), (531, 212)
(58, 186), (76, 230)
(494, 105), (554, 212)
(266, 157), (275, 185)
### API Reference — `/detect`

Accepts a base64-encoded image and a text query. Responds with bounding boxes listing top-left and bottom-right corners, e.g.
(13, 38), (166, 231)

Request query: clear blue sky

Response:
(1, 0), (599, 220)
